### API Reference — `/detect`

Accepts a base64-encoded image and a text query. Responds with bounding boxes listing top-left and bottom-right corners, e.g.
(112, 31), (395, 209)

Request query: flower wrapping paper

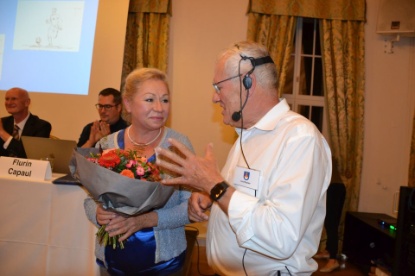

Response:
(70, 148), (174, 216)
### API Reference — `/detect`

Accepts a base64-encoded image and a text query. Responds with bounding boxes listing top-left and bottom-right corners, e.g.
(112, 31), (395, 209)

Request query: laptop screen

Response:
(21, 136), (77, 174)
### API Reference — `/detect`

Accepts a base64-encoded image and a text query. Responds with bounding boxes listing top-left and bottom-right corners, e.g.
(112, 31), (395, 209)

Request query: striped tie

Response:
(12, 124), (20, 140)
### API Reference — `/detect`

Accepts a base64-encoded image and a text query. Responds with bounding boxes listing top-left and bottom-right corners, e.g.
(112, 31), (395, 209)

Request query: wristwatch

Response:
(210, 181), (229, 201)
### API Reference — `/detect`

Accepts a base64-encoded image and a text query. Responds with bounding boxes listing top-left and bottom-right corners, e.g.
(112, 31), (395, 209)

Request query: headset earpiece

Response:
(240, 54), (274, 91)
(242, 74), (252, 89)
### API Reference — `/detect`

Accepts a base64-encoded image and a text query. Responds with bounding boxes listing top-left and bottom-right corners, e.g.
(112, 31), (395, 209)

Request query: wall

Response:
(167, 0), (248, 168)
(1, 0), (414, 217)
(359, 0), (415, 217)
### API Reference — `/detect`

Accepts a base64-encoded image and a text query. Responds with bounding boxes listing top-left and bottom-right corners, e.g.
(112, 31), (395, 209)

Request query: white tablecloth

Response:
(0, 174), (99, 276)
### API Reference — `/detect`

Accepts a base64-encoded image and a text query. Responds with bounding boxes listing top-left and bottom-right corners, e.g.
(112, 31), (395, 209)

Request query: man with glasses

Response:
(155, 41), (332, 275)
(77, 88), (127, 148)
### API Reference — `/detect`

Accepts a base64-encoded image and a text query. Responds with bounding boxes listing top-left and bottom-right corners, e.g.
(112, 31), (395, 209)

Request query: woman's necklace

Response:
(127, 127), (162, 147)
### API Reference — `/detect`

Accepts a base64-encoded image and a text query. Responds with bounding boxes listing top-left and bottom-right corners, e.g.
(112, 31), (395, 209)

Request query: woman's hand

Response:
(105, 212), (158, 242)
(96, 204), (117, 226)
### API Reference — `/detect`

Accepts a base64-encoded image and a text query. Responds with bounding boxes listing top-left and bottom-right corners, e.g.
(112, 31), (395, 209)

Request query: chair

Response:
(170, 227), (198, 276)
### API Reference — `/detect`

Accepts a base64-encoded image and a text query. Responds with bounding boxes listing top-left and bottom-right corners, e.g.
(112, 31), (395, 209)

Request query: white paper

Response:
(0, 156), (51, 181)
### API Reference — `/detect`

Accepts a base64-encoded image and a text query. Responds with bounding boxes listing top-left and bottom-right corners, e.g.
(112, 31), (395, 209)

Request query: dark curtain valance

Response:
(129, 0), (171, 15)
(248, 0), (366, 21)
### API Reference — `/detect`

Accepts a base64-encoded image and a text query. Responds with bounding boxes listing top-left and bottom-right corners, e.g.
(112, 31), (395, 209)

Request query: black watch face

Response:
(212, 185), (225, 200)
(211, 182), (228, 201)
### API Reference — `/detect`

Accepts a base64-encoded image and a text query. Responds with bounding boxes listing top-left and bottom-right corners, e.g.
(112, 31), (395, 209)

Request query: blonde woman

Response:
(84, 68), (194, 275)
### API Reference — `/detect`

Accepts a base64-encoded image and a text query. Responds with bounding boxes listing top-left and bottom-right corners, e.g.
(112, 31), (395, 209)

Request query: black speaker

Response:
(393, 186), (415, 275)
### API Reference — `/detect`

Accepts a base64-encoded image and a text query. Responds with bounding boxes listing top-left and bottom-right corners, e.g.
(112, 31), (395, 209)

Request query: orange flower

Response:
(98, 150), (121, 168)
(120, 169), (135, 178)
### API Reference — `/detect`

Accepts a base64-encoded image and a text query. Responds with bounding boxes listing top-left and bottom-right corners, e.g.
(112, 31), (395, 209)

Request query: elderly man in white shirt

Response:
(155, 41), (332, 275)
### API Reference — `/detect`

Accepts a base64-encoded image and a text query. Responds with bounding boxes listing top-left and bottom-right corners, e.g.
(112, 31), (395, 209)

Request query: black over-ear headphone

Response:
(240, 55), (274, 90)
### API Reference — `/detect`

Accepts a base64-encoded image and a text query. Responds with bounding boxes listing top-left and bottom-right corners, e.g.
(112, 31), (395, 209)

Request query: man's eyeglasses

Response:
(212, 74), (241, 93)
(95, 104), (119, 110)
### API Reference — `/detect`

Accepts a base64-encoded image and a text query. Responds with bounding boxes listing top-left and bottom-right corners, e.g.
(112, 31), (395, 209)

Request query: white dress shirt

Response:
(206, 99), (332, 275)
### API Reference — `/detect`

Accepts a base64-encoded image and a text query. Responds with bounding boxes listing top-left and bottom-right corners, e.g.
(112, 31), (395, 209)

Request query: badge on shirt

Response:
(233, 166), (260, 191)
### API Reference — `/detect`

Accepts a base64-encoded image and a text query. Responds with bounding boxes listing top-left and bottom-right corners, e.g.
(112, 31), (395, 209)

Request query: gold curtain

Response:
(409, 113), (415, 187)
(320, 19), (365, 212)
(249, 0), (365, 20)
(121, 0), (171, 84)
(247, 14), (296, 96)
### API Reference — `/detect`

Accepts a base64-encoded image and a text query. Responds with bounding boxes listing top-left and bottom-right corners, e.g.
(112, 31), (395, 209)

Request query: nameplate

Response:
(0, 157), (52, 181)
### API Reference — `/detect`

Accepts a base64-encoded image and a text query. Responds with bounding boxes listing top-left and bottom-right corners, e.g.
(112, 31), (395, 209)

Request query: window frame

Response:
(282, 17), (329, 137)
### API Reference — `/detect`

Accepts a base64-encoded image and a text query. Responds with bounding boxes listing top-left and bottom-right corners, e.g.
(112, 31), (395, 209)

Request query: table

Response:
(343, 212), (396, 273)
(0, 174), (99, 276)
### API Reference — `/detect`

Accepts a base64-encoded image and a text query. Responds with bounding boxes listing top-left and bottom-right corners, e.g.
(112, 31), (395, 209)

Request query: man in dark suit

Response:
(0, 87), (52, 157)
(77, 88), (127, 148)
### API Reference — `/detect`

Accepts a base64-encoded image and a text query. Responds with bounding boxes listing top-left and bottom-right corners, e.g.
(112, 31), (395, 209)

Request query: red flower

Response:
(98, 150), (121, 168)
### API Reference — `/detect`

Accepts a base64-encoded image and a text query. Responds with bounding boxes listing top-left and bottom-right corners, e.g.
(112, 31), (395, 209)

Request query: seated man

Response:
(78, 88), (128, 148)
(0, 87), (52, 158)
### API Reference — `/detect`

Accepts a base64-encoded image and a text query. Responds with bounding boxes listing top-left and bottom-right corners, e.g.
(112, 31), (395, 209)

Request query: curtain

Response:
(409, 112), (415, 187)
(320, 20), (365, 213)
(247, 14), (296, 94)
(121, 0), (171, 85)
(249, 0), (365, 20)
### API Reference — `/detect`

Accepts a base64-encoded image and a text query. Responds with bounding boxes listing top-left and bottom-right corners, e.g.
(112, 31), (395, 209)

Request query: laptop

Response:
(21, 136), (80, 185)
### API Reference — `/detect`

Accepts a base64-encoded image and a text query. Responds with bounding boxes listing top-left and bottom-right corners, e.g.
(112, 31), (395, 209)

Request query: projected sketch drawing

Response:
(46, 8), (62, 47)
(0, 34), (4, 80)
(13, 1), (85, 52)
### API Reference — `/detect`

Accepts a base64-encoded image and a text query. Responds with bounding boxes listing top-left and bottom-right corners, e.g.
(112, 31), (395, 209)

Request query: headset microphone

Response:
(232, 91), (249, 121)
(232, 55), (274, 122)
(232, 111), (242, 122)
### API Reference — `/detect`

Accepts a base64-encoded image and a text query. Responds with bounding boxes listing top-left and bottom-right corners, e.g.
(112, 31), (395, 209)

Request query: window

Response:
(282, 17), (328, 137)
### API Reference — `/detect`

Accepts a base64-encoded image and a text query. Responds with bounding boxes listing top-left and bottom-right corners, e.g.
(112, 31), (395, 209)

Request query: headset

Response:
(232, 55), (274, 122)
(241, 55), (274, 89)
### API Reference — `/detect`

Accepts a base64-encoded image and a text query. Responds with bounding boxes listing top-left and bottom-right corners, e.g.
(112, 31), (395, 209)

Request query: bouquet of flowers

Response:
(87, 148), (162, 182)
(70, 148), (174, 249)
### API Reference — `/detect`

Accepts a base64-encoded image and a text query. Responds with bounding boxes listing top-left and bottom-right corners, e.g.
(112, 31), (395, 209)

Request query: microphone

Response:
(232, 91), (249, 122)
(232, 111), (242, 122)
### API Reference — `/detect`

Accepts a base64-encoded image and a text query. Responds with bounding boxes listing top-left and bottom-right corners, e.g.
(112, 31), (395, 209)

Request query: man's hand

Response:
(188, 192), (211, 222)
(155, 138), (224, 194)
(0, 118), (12, 142)
(97, 120), (110, 137)
(82, 120), (110, 148)
(90, 120), (110, 142)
